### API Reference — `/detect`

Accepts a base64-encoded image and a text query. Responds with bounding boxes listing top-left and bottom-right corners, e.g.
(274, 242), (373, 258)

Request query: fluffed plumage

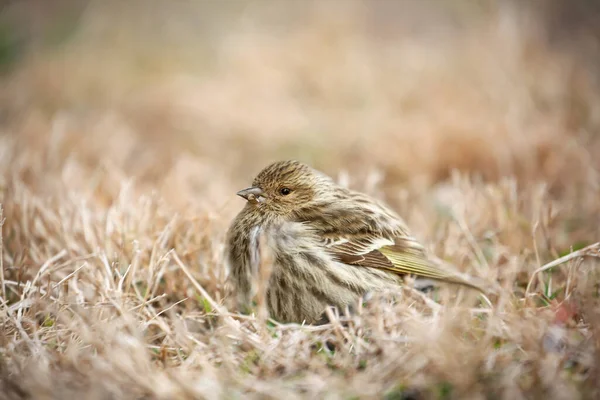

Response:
(226, 160), (485, 324)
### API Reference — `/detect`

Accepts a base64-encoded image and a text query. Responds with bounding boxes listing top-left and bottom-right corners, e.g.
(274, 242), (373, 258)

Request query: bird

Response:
(225, 160), (487, 324)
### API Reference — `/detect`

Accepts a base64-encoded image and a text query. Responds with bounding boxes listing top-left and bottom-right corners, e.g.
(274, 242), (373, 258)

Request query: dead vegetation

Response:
(1, 1), (600, 399)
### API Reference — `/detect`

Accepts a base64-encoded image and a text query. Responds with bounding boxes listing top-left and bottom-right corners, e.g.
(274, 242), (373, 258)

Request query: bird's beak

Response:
(236, 187), (265, 203)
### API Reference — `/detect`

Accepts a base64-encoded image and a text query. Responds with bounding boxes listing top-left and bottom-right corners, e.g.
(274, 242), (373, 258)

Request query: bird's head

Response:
(236, 160), (335, 219)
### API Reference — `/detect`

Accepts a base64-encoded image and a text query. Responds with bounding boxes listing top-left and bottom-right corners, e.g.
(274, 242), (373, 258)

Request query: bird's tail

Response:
(379, 247), (497, 295)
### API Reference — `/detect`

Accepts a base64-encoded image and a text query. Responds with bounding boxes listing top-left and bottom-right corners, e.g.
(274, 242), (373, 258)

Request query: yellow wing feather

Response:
(379, 246), (488, 292)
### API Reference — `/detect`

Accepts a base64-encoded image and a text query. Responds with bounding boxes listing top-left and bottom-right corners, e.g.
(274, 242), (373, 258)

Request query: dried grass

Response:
(1, 1), (600, 399)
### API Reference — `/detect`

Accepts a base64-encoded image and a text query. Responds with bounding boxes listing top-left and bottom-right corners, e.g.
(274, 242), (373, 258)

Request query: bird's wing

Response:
(293, 193), (488, 292)
(308, 197), (484, 290)
(323, 231), (458, 282)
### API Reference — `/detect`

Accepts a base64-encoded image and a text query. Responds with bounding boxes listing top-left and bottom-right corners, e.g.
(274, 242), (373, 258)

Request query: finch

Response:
(226, 160), (485, 324)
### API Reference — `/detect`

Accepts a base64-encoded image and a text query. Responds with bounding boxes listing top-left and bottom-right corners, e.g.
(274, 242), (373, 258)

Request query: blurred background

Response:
(1, 0), (599, 214)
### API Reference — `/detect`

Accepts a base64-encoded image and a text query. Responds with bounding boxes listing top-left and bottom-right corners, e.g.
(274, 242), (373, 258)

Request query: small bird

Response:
(226, 160), (486, 324)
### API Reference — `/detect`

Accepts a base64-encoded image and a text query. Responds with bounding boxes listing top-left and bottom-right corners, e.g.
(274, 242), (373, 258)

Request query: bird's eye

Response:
(280, 187), (292, 196)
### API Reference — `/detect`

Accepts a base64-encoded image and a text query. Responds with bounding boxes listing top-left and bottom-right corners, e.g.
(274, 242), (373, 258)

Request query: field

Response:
(1, 1), (600, 399)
